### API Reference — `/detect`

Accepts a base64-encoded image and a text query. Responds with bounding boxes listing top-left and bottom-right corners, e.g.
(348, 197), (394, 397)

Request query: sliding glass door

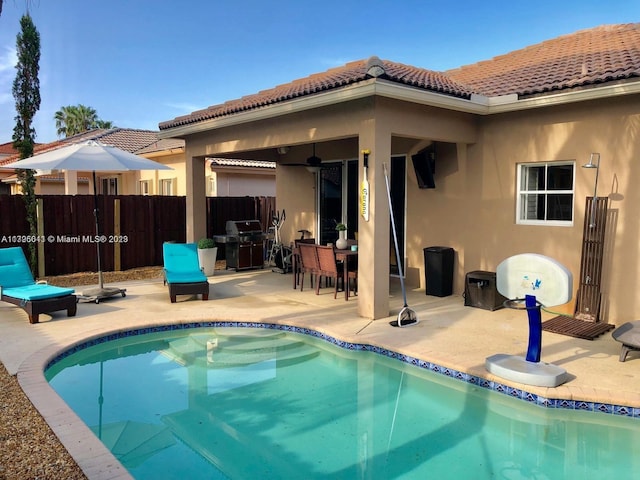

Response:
(318, 156), (406, 277)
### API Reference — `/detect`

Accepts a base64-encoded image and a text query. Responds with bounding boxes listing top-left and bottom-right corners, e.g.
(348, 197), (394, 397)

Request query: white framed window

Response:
(138, 180), (152, 195)
(159, 178), (177, 196)
(100, 177), (119, 195)
(516, 161), (575, 226)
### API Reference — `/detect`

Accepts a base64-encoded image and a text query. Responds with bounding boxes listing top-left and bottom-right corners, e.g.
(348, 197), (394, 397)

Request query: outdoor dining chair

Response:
(316, 245), (357, 300)
(298, 243), (320, 293)
(293, 238), (316, 289)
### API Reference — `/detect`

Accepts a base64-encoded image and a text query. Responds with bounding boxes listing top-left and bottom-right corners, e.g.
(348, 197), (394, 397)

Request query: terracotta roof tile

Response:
(0, 142), (45, 157)
(0, 142), (19, 155)
(135, 138), (185, 154)
(208, 158), (276, 169)
(1, 173), (90, 184)
(0, 141), (67, 166)
(159, 59), (472, 130)
(160, 23), (640, 131)
(77, 128), (159, 153)
(446, 23), (640, 96)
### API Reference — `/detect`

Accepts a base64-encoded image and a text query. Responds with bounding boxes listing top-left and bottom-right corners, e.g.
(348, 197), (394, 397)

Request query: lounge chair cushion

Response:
(163, 243), (207, 284)
(3, 283), (75, 301)
(0, 247), (39, 288)
(164, 270), (207, 284)
(0, 246), (78, 324)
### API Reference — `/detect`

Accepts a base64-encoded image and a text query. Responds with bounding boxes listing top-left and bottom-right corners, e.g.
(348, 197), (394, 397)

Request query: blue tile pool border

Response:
(45, 321), (640, 420)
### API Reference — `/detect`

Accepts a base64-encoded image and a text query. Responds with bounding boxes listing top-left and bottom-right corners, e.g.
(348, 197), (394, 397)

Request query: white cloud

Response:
(163, 101), (204, 114)
(0, 46), (17, 105)
(318, 57), (354, 68)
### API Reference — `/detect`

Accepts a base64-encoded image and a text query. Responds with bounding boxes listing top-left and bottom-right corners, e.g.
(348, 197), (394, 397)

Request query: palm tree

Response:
(95, 119), (114, 129)
(54, 104), (113, 137)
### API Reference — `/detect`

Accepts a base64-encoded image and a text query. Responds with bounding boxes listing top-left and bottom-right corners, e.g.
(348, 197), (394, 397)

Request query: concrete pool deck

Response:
(1, 268), (639, 479)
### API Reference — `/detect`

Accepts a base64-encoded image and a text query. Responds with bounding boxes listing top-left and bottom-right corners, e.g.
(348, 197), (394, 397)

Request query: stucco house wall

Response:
(401, 94), (640, 322)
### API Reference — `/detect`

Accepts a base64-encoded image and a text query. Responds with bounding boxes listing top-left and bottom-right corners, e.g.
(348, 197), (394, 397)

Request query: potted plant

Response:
(335, 223), (348, 250)
(197, 237), (218, 276)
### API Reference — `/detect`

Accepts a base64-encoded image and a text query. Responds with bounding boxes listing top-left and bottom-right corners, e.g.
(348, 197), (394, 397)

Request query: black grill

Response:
(214, 220), (266, 271)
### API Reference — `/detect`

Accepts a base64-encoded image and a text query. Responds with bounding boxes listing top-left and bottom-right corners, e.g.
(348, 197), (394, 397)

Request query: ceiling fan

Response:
(306, 143), (321, 167)
(281, 143), (322, 168)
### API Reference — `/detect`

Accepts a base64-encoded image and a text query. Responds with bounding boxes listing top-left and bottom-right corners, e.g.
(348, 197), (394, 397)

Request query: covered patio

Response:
(159, 59), (478, 320)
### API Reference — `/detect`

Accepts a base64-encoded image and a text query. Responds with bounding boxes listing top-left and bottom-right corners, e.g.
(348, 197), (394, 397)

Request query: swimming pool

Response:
(46, 323), (640, 479)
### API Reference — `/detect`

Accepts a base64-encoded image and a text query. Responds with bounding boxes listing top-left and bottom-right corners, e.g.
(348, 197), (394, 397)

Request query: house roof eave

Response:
(158, 79), (380, 139)
(483, 79), (640, 114)
(158, 76), (640, 140)
(158, 79), (490, 139)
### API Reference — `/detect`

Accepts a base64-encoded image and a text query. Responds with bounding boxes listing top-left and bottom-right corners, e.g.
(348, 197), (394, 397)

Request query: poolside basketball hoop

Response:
(485, 254), (572, 387)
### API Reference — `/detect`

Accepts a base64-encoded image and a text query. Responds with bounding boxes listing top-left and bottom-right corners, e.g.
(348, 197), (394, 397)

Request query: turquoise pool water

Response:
(46, 326), (640, 479)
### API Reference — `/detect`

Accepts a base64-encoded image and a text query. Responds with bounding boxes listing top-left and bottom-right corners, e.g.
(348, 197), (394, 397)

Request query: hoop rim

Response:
(503, 298), (544, 310)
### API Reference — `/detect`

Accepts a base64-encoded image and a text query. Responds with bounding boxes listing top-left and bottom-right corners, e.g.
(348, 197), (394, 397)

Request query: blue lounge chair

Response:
(162, 243), (209, 303)
(0, 247), (77, 324)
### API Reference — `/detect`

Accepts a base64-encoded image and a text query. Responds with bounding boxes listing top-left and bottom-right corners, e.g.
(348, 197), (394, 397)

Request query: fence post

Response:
(36, 198), (45, 277)
(114, 198), (121, 271)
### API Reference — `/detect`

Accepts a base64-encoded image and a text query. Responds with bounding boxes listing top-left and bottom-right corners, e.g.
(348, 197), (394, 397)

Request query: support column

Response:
(64, 170), (78, 195)
(357, 119), (391, 319)
(185, 151), (207, 243)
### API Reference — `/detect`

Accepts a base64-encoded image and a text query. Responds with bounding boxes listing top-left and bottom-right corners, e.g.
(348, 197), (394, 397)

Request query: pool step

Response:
(161, 333), (319, 368)
(210, 344), (319, 368)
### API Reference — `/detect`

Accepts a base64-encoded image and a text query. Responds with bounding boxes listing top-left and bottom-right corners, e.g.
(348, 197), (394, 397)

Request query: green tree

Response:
(12, 13), (41, 274)
(54, 104), (114, 137)
(95, 119), (114, 129)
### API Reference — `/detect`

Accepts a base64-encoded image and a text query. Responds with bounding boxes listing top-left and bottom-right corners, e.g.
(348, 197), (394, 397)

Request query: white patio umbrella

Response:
(3, 140), (173, 302)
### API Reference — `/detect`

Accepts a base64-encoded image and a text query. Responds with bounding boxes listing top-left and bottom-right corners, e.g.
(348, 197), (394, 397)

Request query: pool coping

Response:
(19, 320), (640, 480)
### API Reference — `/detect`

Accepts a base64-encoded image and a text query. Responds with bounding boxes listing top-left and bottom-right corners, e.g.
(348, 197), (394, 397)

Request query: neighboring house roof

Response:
(135, 138), (185, 154)
(159, 23), (640, 131)
(2, 173), (90, 184)
(0, 141), (67, 167)
(208, 158), (276, 170)
(0, 128), (160, 167)
(0, 142), (43, 159)
(0, 142), (18, 156)
(64, 128), (160, 153)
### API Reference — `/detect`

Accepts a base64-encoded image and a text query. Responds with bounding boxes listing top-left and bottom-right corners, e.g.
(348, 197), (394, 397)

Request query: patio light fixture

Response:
(582, 152), (600, 228)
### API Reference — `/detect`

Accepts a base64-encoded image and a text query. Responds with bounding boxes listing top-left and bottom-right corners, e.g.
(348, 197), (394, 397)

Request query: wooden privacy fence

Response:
(0, 195), (275, 277)
(206, 196), (276, 238)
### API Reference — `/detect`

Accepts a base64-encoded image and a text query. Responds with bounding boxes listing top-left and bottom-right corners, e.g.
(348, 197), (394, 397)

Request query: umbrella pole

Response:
(79, 172), (126, 303)
(98, 360), (104, 439)
(93, 171), (104, 289)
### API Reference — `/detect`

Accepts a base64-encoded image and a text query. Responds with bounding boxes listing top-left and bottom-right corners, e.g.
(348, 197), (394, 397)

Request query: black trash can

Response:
(424, 246), (454, 297)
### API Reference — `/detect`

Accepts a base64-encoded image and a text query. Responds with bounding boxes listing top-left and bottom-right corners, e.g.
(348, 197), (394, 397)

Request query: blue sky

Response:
(0, 0), (639, 144)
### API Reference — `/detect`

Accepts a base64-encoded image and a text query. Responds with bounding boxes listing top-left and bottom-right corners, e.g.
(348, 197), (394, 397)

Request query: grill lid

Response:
(226, 220), (263, 235)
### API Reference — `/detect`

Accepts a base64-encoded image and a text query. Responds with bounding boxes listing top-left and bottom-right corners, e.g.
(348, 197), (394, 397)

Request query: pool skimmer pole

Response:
(384, 163), (418, 328)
